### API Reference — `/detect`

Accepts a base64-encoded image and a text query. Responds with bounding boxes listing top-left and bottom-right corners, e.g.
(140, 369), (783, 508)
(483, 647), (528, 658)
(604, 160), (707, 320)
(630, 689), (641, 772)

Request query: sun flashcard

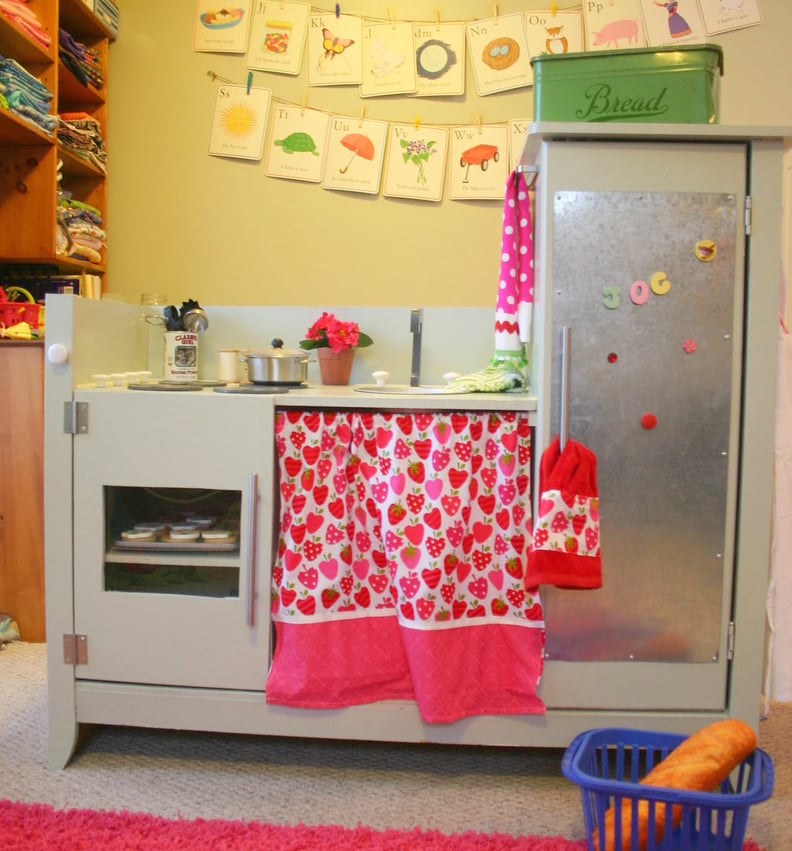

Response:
(467, 13), (534, 96)
(246, 0), (310, 75)
(524, 10), (584, 56)
(322, 117), (388, 194)
(698, 0), (761, 34)
(448, 125), (510, 201)
(194, 1), (251, 52)
(307, 13), (363, 86)
(412, 22), (466, 97)
(360, 22), (417, 98)
(265, 105), (330, 182)
(383, 123), (448, 202)
(208, 84), (271, 160)
(641, 0), (707, 46)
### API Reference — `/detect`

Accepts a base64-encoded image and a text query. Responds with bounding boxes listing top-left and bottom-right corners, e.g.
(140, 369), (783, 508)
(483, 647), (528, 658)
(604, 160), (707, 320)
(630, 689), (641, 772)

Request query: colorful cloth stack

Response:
(57, 197), (106, 266)
(0, 55), (56, 135)
(0, 0), (51, 49)
(94, 0), (119, 37)
(58, 28), (104, 90)
(58, 111), (107, 173)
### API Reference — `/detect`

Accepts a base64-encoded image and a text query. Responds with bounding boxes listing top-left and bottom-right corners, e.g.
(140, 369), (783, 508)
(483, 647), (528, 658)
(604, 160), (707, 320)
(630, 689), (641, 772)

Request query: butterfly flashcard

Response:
(308, 13), (363, 85)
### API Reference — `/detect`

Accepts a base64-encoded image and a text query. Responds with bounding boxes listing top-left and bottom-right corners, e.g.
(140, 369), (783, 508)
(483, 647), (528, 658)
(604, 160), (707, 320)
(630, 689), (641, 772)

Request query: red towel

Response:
(525, 436), (602, 589)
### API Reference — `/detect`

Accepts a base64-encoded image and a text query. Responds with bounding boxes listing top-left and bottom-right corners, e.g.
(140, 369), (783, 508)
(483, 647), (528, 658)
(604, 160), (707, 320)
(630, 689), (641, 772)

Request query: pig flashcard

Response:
(583, 0), (646, 51)
(641, 0), (707, 45)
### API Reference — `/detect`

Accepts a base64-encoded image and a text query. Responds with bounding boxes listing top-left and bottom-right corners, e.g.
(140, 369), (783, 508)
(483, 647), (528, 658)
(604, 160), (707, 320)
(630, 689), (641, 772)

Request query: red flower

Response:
(300, 312), (373, 353)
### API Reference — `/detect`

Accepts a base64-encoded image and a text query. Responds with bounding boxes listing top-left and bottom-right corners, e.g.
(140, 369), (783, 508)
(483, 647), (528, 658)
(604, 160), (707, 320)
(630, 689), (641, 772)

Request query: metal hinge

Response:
(744, 195), (753, 235)
(726, 621), (736, 661)
(63, 401), (89, 435)
(63, 634), (88, 665)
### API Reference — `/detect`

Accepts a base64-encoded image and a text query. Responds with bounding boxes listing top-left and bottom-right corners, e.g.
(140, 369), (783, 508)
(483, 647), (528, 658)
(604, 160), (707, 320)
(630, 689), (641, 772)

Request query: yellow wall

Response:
(106, 2), (792, 308)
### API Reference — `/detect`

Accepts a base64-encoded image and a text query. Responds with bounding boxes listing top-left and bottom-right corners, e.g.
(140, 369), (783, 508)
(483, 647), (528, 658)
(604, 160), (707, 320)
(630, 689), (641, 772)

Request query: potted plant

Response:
(299, 312), (373, 385)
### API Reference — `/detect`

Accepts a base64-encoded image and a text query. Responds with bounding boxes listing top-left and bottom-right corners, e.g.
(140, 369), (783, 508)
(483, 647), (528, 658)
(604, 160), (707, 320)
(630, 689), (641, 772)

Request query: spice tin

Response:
(164, 330), (198, 382)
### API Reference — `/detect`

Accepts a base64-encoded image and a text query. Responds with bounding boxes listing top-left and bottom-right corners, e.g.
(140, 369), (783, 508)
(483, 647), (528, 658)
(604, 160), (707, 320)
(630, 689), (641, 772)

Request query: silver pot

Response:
(241, 339), (308, 385)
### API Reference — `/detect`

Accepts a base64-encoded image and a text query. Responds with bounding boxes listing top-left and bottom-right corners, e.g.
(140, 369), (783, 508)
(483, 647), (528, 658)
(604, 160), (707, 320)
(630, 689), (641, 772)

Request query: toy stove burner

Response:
(213, 382), (308, 394)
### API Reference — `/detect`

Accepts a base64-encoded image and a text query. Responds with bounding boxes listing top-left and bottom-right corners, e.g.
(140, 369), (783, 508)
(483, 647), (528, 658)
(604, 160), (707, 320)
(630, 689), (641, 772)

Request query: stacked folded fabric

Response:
(58, 111), (107, 173)
(94, 0), (119, 37)
(57, 196), (106, 266)
(0, 55), (56, 135)
(58, 28), (104, 90)
(0, 0), (52, 49)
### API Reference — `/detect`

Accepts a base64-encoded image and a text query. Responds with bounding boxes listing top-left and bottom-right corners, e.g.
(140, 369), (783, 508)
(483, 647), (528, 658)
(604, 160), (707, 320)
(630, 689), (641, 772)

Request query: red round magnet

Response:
(607, 352), (618, 363)
(640, 413), (658, 430)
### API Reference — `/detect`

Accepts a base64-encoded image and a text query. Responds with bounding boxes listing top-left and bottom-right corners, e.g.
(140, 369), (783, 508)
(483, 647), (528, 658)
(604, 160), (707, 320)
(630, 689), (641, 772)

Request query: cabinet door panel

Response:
(72, 390), (274, 689)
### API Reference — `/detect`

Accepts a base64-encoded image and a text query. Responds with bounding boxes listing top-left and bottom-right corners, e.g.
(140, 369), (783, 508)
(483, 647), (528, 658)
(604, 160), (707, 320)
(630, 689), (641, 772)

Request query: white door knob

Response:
(47, 343), (70, 364)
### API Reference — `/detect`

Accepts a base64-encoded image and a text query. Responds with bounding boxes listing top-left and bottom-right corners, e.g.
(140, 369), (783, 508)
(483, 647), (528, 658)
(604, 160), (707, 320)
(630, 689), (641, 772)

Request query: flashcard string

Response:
(207, 70), (235, 84)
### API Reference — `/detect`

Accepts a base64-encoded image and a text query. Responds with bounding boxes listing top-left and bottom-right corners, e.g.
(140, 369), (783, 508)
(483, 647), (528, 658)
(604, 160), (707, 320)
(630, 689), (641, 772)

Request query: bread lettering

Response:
(594, 719), (757, 851)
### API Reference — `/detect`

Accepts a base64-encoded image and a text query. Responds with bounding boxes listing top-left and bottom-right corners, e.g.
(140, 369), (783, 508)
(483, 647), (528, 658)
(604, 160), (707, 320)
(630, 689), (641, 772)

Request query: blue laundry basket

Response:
(562, 727), (773, 851)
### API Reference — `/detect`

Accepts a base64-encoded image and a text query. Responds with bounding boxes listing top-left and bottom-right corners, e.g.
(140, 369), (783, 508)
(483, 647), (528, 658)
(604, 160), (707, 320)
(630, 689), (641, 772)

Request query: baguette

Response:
(593, 719), (757, 851)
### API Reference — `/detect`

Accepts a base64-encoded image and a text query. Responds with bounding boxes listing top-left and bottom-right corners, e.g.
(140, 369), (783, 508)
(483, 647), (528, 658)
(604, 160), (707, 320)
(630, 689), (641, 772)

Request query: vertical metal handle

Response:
(559, 326), (571, 451)
(245, 473), (259, 627)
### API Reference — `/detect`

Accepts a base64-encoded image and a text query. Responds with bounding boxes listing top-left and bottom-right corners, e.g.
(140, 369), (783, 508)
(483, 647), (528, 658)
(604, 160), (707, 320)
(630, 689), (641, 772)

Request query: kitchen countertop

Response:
(75, 382), (538, 413)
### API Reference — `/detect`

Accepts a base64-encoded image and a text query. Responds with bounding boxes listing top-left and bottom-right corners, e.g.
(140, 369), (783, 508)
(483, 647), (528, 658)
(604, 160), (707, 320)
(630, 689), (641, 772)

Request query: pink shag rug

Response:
(0, 800), (766, 850)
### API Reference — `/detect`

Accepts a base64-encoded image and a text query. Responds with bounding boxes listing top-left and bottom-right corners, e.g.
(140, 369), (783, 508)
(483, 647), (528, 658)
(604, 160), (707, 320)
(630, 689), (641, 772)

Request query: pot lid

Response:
(249, 338), (307, 358)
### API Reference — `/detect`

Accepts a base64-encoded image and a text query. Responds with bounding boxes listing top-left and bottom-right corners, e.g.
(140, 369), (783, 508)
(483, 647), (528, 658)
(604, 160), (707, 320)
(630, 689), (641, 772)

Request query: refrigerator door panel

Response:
(534, 141), (746, 711)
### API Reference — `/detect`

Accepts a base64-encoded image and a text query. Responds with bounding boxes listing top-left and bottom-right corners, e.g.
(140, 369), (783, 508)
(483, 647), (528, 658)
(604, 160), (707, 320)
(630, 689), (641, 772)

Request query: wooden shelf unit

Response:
(0, 0), (113, 278)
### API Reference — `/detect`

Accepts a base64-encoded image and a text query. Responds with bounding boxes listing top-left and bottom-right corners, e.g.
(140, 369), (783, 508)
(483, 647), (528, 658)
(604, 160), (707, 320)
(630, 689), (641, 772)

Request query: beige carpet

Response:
(1, 641), (789, 848)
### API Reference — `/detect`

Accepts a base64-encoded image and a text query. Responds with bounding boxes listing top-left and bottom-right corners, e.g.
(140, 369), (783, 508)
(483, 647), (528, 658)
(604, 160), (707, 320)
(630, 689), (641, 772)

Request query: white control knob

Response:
(372, 370), (390, 387)
(47, 343), (70, 364)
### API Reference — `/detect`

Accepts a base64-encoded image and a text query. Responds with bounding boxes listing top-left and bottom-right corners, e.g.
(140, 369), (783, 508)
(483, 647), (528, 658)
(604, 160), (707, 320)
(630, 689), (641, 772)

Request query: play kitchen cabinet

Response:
(69, 390), (275, 690)
(44, 122), (787, 767)
(0, 0), (112, 276)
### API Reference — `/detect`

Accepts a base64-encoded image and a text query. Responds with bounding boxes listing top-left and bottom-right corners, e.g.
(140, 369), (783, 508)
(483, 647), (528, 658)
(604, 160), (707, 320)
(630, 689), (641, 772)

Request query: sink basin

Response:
(354, 384), (467, 395)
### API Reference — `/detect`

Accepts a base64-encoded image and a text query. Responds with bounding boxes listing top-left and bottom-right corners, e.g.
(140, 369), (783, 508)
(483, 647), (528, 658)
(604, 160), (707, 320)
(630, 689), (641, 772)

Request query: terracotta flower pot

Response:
(317, 347), (355, 385)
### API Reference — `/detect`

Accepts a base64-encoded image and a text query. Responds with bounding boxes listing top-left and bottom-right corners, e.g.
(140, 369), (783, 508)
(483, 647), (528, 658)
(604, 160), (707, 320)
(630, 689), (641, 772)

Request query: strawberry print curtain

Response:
(266, 409), (545, 723)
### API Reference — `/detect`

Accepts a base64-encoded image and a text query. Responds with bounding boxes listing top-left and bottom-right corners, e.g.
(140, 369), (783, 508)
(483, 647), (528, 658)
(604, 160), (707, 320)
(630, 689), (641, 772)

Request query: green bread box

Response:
(531, 44), (723, 124)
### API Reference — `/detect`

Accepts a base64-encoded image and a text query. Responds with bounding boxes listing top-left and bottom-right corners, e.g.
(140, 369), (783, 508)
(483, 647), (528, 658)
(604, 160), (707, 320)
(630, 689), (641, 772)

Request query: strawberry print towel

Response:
(525, 436), (602, 589)
(266, 410), (546, 723)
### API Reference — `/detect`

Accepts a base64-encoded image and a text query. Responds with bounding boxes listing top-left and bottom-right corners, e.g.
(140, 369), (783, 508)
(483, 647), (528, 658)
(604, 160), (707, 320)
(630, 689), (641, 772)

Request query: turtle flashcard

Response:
(208, 84), (271, 160)
(265, 104), (330, 182)
(322, 117), (388, 194)
(194, 1), (251, 53)
(246, 0), (310, 75)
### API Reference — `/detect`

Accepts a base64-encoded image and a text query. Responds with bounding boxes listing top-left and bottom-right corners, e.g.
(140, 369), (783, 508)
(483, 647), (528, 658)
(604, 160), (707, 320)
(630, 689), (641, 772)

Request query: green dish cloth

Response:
(443, 358), (527, 394)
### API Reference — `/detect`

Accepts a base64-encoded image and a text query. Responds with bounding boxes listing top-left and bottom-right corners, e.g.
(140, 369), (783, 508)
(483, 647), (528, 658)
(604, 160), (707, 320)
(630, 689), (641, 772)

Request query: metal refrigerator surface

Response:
(544, 189), (738, 663)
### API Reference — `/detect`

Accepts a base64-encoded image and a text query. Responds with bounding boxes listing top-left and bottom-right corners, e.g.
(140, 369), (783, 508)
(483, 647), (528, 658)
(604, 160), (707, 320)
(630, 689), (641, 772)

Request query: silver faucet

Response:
(410, 308), (423, 387)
